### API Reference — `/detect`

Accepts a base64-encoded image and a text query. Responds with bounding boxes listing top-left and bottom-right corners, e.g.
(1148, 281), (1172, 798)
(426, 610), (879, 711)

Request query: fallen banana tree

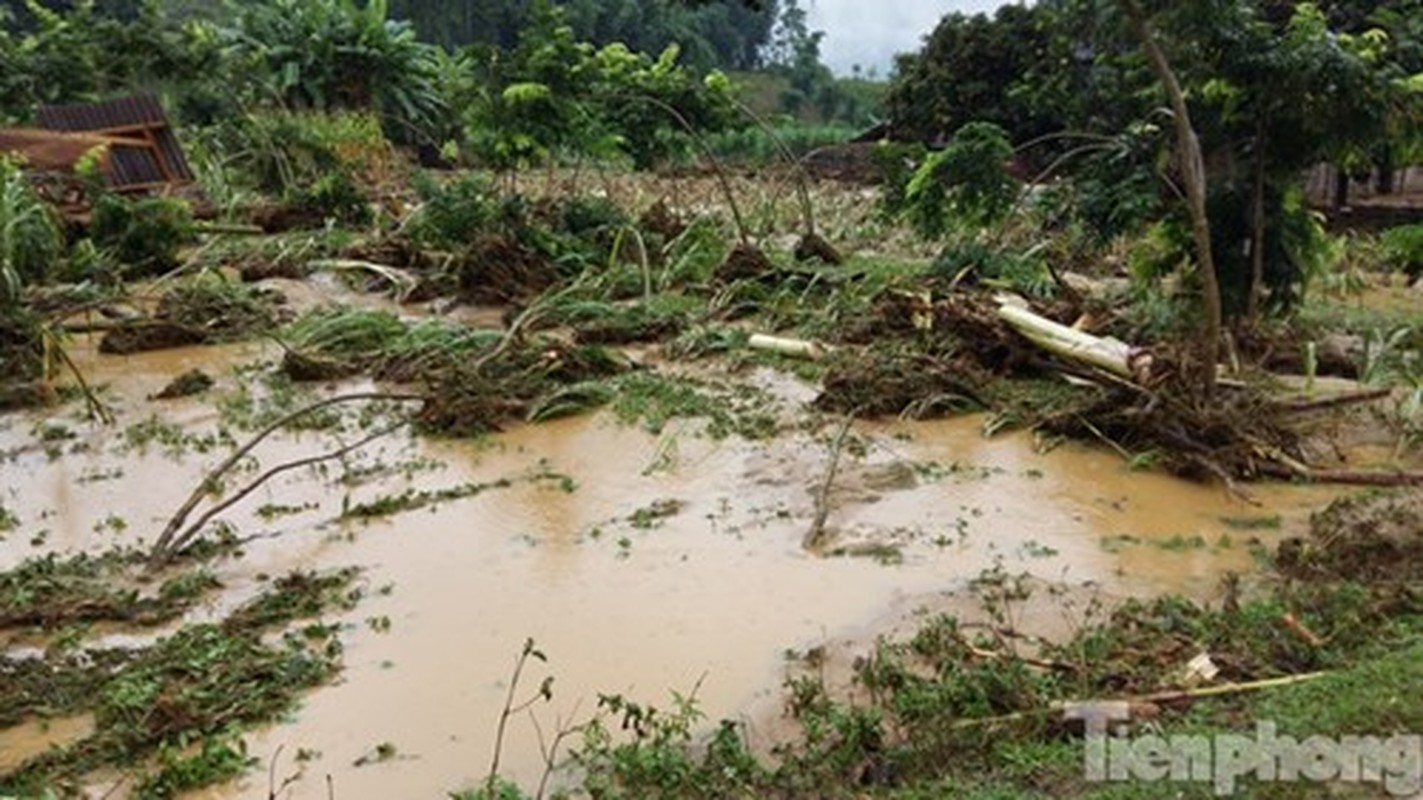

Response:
(994, 299), (1152, 384)
(990, 296), (1423, 489)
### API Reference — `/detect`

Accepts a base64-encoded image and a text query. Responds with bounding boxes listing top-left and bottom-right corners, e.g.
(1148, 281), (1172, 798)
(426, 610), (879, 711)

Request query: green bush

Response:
(224, 0), (444, 144)
(89, 194), (196, 278)
(406, 171), (500, 249)
(902, 122), (1018, 240)
(1380, 224), (1423, 278)
(294, 172), (371, 227)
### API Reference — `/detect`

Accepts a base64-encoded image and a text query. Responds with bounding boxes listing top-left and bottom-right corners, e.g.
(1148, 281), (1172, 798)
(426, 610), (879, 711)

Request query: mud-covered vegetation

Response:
(1, 0), (1422, 796)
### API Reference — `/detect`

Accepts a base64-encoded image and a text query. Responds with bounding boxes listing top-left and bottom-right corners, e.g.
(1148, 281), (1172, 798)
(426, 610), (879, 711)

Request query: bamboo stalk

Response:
(950, 671), (1332, 730)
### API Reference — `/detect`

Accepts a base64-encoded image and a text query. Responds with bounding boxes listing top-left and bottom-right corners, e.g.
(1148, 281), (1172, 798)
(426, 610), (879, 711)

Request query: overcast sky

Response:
(805, 0), (1015, 77)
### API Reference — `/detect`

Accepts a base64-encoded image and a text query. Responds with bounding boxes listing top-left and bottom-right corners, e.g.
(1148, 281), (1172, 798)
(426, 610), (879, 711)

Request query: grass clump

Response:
(98, 273), (286, 355)
(0, 549), (220, 631)
(0, 567), (357, 794)
(279, 307), (500, 381)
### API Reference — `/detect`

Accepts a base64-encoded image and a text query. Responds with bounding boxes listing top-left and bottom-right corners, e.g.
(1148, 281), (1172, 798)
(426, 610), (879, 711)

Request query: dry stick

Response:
(267, 745), (285, 800)
(530, 704), (585, 800)
(958, 637), (1077, 674)
(488, 638), (546, 793)
(157, 420), (409, 561)
(949, 671), (1332, 731)
(148, 392), (424, 565)
(629, 94), (752, 247)
(731, 99), (819, 239)
(1274, 387), (1392, 413)
(804, 415), (856, 552)
(41, 326), (114, 425)
(1256, 461), (1423, 488)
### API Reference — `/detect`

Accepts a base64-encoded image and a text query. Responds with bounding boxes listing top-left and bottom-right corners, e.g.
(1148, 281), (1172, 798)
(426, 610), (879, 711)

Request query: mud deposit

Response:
(0, 338), (1343, 798)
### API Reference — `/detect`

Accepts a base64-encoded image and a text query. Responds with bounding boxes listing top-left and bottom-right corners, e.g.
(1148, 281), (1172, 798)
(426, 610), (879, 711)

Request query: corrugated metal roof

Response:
(37, 93), (194, 190)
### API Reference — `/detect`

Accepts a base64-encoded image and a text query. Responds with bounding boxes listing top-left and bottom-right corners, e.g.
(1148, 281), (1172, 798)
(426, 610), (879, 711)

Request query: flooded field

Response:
(0, 332), (1346, 798)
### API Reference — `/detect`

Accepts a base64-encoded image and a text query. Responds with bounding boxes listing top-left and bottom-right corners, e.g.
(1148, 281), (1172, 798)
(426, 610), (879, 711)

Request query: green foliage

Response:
(573, 691), (766, 799)
(88, 193), (196, 278)
(1379, 223), (1423, 277)
(0, 568), (354, 794)
(900, 122), (1018, 240)
(0, 0), (199, 123)
(705, 122), (859, 167)
(385, 0), (775, 73)
(210, 110), (391, 223)
(406, 171), (500, 249)
(224, 0), (443, 144)
(883, 3), (1063, 146)
(457, 6), (737, 171)
(932, 240), (1055, 298)
(0, 158), (62, 306)
(133, 735), (252, 799)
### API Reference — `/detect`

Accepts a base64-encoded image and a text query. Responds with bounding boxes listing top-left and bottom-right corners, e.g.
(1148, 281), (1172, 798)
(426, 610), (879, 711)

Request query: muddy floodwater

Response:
(0, 336), (1344, 798)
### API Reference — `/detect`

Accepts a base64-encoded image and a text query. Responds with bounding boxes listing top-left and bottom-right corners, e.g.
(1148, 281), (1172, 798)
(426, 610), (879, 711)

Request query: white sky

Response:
(805, 0), (1016, 77)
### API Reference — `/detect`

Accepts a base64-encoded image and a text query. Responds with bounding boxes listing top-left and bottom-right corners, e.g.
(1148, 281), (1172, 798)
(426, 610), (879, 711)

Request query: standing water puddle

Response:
(0, 337), (1342, 798)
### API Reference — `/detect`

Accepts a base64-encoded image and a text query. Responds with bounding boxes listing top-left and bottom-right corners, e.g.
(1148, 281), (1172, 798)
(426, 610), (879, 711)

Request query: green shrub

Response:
(210, 110), (394, 223)
(900, 123), (1018, 240)
(406, 171), (500, 249)
(89, 194), (196, 278)
(1380, 224), (1423, 278)
(294, 172), (371, 227)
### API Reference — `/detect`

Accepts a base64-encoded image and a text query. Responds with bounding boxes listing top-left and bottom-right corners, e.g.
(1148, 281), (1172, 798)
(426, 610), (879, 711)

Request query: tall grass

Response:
(0, 159), (63, 307)
(282, 307), (501, 370)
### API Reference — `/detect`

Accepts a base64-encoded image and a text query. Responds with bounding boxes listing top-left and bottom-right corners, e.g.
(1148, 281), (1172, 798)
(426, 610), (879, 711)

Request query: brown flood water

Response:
(0, 337), (1344, 798)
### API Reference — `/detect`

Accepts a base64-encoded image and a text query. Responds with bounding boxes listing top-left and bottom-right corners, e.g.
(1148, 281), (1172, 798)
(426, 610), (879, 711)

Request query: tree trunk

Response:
(1334, 166), (1350, 209)
(1376, 146), (1395, 195)
(1118, 0), (1221, 394)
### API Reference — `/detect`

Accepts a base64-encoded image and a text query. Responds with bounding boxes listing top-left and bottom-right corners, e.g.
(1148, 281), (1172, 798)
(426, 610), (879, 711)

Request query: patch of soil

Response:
(417, 341), (627, 436)
(237, 257), (306, 283)
(0, 316), (46, 409)
(0, 381), (57, 411)
(815, 350), (990, 417)
(794, 232), (844, 265)
(280, 350), (365, 383)
(638, 199), (685, 241)
(1240, 329), (1362, 379)
(456, 235), (562, 304)
(156, 284), (285, 332)
(251, 203), (328, 233)
(98, 322), (207, 355)
(572, 309), (686, 346)
(1278, 491), (1423, 582)
(151, 369), (214, 400)
(715, 242), (778, 284)
(800, 142), (882, 185)
(401, 272), (458, 304)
